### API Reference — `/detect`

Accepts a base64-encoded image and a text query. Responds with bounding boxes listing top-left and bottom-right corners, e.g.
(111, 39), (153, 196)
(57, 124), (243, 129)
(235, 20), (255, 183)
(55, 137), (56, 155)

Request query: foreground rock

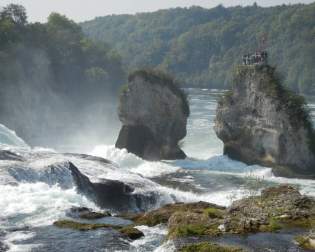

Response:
(68, 162), (157, 212)
(214, 65), (315, 178)
(295, 234), (315, 250)
(123, 185), (315, 250)
(66, 207), (111, 219)
(123, 201), (224, 227)
(179, 242), (244, 252)
(53, 220), (144, 240)
(53, 220), (118, 231)
(115, 69), (189, 160)
(0, 150), (24, 161)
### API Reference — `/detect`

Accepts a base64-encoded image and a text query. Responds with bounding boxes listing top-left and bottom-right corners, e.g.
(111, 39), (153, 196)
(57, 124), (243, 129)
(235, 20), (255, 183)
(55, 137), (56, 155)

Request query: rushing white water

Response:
(0, 124), (29, 149)
(2, 89), (315, 252)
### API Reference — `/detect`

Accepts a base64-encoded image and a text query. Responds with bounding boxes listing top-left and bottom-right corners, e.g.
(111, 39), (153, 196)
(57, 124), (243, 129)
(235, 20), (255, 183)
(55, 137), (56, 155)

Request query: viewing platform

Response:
(243, 51), (268, 65)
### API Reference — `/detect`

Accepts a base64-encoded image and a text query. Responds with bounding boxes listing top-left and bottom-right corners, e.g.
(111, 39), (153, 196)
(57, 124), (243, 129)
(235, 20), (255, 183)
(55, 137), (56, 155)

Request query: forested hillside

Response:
(0, 4), (125, 148)
(82, 3), (315, 93)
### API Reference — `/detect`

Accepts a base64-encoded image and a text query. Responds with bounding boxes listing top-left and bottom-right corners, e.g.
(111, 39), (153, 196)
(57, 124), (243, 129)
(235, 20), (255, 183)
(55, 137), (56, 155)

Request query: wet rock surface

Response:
(119, 226), (145, 240)
(178, 242), (244, 252)
(214, 65), (315, 178)
(66, 207), (111, 219)
(0, 150), (24, 161)
(116, 69), (189, 160)
(69, 162), (158, 212)
(123, 185), (315, 251)
(24, 225), (132, 252)
(295, 233), (315, 250)
(53, 211), (144, 240)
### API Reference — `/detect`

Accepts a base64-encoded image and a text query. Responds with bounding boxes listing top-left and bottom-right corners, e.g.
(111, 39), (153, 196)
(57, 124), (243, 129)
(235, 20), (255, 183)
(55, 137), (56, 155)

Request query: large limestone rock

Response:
(115, 69), (189, 160)
(214, 65), (315, 178)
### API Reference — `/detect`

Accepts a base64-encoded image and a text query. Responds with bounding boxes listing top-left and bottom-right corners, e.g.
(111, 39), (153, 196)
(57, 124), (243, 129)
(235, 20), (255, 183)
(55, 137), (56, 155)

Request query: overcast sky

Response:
(1, 0), (314, 22)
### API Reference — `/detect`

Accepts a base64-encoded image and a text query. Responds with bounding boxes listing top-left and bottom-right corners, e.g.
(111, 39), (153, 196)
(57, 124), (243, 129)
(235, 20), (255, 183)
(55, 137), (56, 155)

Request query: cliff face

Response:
(115, 70), (189, 160)
(214, 65), (315, 178)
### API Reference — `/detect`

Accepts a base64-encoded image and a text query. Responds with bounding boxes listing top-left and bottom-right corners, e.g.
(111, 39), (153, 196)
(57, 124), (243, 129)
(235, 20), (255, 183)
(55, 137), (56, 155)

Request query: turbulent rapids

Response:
(2, 89), (315, 252)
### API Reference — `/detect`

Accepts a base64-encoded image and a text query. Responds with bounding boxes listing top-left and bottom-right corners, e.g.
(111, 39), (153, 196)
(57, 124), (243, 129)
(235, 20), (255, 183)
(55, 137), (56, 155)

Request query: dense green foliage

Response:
(0, 4), (126, 147)
(82, 3), (315, 93)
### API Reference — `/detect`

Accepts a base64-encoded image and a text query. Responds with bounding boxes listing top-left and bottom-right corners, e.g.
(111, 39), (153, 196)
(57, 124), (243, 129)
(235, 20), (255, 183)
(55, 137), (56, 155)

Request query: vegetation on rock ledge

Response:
(54, 220), (144, 240)
(53, 220), (120, 231)
(179, 242), (245, 252)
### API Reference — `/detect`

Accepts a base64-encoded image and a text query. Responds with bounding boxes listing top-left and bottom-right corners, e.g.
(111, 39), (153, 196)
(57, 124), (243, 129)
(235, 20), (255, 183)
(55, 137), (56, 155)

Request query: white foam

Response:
(4, 231), (42, 252)
(264, 176), (315, 197)
(0, 124), (29, 148)
(154, 240), (176, 252)
(90, 145), (143, 168)
(130, 161), (180, 178)
(32, 147), (56, 153)
(130, 225), (168, 251)
(0, 183), (98, 227)
(175, 155), (273, 178)
(90, 145), (180, 178)
(156, 185), (250, 207)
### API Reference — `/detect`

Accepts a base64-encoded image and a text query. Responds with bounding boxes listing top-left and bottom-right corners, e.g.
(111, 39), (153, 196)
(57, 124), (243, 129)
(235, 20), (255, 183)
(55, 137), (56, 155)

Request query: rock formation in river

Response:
(214, 65), (315, 178)
(115, 69), (190, 160)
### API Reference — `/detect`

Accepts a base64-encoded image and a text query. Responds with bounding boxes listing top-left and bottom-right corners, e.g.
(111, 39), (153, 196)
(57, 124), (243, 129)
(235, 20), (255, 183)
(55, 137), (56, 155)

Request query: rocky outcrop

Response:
(66, 207), (111, 219)
(115, 69), (189, 160)
(295, 234), (315, 250)
(179, 242), (244, 252)
(0, 150), (25, 161)
(53, 219), (144, 240)
(214, 65), (315, 178)
(123, 185), (315, 251)
(68, 162), (158, 212)
(4, 153), (158, 212)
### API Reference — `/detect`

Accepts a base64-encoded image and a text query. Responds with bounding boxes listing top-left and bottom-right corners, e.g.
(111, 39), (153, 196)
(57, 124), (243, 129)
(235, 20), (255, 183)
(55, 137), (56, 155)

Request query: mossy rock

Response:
(79, 211), (111, 219)
(53, 220), (121, 231)
(204, 207), (224, 219)
(134, 202), (222, 227)
(135, 211), (170, 227)
(54, 220), (145, 240)
(278, 216), (315, 229)
(258, 217), (282, 232)
(179, 242), (245, 252)
(168, 223), (221, 239)
(117, 212), (144, 222)
(295, 235), (315, 250)
(119, 226), (144, 240)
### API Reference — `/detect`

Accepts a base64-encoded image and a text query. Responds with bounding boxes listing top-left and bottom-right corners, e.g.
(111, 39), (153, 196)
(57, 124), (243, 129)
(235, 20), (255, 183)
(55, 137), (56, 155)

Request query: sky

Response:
(1, 0), (314, 22)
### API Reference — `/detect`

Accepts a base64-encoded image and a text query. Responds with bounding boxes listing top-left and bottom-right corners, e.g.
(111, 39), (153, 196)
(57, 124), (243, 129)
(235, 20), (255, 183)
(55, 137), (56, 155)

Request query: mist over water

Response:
(1, 89), (315, 251)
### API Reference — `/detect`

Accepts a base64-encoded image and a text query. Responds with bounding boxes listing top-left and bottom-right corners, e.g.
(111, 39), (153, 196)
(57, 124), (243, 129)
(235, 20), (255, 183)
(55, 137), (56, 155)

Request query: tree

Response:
(0, 4), (27, 25)
(81, 2), (315, 93)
